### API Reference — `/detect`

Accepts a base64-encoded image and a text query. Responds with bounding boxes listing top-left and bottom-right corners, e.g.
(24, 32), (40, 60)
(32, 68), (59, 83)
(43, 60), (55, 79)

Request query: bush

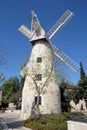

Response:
(24, 112), (85, 130)
(24, 114), (68, 130)
(44, 123), (57, 130)
(65, 112), (85, 120)
(66, 112), (86, 123)
(29, 122), (45, 130)
(69, 112), (84, 116)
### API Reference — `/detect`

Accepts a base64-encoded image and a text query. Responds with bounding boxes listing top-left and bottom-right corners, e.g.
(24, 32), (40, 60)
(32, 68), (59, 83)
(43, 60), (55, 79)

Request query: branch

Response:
(40, 63), (54, 94)
(32, 77), (40, 95)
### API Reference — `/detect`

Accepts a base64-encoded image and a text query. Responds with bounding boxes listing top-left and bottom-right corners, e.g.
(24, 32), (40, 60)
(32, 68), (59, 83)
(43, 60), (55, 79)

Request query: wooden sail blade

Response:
(18, 25), (32, 39)
(52, 45), (79, 72)
(47, 10), (74, 40)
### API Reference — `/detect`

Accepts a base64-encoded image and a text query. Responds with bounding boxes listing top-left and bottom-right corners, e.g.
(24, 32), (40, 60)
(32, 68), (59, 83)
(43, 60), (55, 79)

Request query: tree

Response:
(68, 62), (87, 103)
(67, 85), (79, 103)
(78, 62), (87, 100)
(64, 62), (87, 104)
(59, 79), (76, 111)
(2, 76), (21, 104)
(32, 60), (53, 117)
(80, 62), (86, 80)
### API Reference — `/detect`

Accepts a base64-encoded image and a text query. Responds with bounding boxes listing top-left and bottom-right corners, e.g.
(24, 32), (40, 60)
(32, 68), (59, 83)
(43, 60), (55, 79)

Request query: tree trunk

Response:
(34, 95), (41, 118)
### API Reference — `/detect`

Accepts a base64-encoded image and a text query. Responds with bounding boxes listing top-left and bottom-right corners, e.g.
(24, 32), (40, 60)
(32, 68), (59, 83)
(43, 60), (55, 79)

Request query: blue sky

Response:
(0, 0), (87, 84)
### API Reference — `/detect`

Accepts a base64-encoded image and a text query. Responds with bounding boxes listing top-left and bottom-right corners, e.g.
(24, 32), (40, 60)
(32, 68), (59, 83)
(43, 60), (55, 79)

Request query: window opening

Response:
(35, 96), (42, 105)
(37, 57), (42, 63)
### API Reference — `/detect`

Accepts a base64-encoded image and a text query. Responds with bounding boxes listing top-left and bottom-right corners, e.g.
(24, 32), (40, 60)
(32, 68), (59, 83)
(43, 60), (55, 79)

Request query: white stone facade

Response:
(21, 40), (61, 119)
(70, 99), (87, 112)
(67, 121), (87, 130)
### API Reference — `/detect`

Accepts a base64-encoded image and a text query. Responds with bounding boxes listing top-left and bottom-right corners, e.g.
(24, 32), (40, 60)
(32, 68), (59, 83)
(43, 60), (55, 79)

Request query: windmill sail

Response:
(18, 10), (80, 119)
(18, 10), (79, 72)
(47, 10), (74, 40)
(18, 25), (32, 39)
(52, 45), (79, 72)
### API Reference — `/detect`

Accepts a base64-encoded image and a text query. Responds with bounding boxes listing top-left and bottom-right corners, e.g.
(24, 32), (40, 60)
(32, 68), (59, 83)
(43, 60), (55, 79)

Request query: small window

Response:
(35, 96), (42, 105)
(36, 31), (41, 36)
(36, 74), (42, 81)
(37, 57), (42, 63)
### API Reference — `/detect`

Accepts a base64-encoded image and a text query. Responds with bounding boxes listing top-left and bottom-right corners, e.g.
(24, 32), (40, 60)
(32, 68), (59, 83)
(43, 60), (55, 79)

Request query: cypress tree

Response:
(80, 62), (86, 80)
(78, 62), (87, 100)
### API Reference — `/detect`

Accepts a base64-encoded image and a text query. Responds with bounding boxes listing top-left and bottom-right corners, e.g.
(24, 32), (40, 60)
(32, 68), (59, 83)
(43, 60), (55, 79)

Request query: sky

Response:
(0, 0), (87, 84)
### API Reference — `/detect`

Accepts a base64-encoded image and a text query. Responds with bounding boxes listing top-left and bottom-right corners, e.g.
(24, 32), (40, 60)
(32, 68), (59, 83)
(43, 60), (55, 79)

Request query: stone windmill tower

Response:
(19, 10), (79, 119)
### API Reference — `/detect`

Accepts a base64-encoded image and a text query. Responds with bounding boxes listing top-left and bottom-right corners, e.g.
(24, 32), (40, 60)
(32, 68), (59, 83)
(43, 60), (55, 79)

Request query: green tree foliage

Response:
(67, 86), (79, 103)
(24, 114), (68, 130)
(78, 62), (87, 100)
(59, 79), (76, 111)
(67, 62), (87, 103)
(24, 112), (84, 130)
(79, 62), (86, 80)
(59, 79), (75, 101)
(2, 76), (22, 103)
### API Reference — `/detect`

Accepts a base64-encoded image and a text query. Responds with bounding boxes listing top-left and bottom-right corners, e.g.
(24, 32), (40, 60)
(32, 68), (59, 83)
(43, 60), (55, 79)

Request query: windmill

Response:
(19, 10), (79, 119)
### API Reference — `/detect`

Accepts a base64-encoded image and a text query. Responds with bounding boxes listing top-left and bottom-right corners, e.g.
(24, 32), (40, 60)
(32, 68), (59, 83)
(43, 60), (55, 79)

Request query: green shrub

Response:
(69, 112), (84, 116)
(24, 114), (68, 130)
(44, 123), (57, 130)
(65, 112), (85, 120)
(24, 112), (85, 130)
(30, 122), (45, 130)
(56, 123), (67, 130)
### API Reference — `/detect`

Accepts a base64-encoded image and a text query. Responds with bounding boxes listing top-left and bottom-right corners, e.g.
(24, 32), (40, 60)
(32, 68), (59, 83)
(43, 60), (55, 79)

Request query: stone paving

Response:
(0, 110), (32, 130)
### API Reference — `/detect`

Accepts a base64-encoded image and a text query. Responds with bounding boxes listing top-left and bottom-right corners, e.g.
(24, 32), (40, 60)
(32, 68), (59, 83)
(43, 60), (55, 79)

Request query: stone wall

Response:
(21, 40), (61, 119)
(67, 121), (87, 130)
(70, 99), (87, 112)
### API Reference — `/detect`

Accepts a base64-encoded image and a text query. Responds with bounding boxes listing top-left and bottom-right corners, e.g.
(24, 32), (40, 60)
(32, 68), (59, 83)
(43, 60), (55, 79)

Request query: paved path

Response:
(0, 110), (32, 130)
